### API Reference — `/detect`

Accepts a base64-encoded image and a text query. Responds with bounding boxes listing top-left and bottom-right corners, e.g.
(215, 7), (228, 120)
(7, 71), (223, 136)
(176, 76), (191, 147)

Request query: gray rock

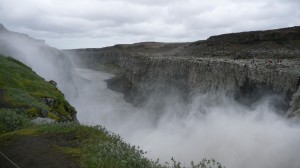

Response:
(67, 26), (300, 117)
(49, 80), (57, 87)
(40, 110), (49, 118)
(31, 117), (55, 125)
(115, 56), (299, 110)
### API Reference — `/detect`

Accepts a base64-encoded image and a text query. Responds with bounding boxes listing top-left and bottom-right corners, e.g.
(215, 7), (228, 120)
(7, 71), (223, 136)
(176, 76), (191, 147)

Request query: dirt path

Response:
(0, 133), (80, 168)
(0, 89), (11, 108)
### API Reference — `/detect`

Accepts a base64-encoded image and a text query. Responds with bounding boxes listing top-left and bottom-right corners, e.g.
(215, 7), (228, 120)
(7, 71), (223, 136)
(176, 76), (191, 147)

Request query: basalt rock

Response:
(206, 26), (300, 46)
(39, 97), (78, 122)
(31, 117), (55, 125)
(68, 26), (300, 118)
(49, 80), (57, 87)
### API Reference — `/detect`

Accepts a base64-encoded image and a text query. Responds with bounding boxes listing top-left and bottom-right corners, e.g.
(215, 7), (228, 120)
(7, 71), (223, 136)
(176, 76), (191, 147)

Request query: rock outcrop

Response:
(206, 26), (300, 46)
(68, 26), (300, 117)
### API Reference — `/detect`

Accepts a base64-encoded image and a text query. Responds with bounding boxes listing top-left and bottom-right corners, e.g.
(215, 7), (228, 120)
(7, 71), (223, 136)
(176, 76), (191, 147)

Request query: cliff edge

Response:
(0, 55), (77, 125)
(68, 26), (300, 118)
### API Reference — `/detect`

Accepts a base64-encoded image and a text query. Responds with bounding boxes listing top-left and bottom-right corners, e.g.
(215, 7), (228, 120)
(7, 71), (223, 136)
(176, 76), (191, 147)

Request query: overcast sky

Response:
(0, 0), (299, 49)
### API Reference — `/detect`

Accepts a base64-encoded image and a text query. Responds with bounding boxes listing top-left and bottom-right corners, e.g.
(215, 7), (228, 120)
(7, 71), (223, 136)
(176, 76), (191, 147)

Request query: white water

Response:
(72, 68), (300, 168)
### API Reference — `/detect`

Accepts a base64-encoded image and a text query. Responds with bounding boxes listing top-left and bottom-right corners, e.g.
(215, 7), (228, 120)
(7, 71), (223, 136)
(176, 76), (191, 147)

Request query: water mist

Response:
(1, 27), (300, 168)
(73, 68), (300, 168)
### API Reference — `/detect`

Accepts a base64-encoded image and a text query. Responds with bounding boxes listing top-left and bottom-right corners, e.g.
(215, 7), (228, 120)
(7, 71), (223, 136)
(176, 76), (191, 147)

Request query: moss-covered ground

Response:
(0, 55), (75, 122)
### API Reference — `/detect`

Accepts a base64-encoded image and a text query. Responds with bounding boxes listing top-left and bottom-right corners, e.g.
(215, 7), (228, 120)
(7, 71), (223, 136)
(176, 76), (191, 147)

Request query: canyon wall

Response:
(68, 27), (300, 117)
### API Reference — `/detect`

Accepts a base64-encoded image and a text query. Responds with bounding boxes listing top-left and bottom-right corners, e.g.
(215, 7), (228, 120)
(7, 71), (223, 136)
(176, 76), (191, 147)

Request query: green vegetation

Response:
(0, 108), (31, 133)
(0, 122), (225, 168)
(0, 55), (225, 168)
(54, 145), (81, 157)
(0, 55), (76, 122)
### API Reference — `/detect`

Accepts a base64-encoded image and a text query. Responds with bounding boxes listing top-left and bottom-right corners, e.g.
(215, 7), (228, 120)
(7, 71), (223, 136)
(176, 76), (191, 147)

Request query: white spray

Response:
(1, 26), (300, 168)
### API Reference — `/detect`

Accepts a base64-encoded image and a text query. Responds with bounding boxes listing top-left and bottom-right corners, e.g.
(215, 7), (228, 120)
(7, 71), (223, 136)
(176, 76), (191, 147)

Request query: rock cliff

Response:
(68, 26), (300, 117)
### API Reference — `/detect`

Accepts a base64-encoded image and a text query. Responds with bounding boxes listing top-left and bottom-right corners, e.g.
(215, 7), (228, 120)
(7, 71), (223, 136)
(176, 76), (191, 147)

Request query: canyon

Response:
(1, 23), (300, 167)
(68, 26), (300, 118)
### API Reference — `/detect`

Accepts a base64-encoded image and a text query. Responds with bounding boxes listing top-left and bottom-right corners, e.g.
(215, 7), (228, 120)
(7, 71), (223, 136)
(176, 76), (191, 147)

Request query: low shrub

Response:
(0, 109), (31, 133)
(81, 140), (154, 168)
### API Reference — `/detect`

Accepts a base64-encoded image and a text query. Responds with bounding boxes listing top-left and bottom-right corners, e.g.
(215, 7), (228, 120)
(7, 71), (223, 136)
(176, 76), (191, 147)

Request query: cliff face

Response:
(68, 26), (300, 117)
(112, 56), (299, 113)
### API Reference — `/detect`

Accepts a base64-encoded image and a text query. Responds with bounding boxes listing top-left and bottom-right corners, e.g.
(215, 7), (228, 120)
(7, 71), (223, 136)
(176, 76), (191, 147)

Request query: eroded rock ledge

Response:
(68, 26), (300, 117)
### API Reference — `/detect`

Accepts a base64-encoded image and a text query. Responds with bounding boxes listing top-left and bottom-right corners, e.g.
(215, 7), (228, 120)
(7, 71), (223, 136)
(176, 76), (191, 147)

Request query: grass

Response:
(0, 123), (155, 167)
(0, 55), (225, 168)
(0, 55), (75, 121)
(53, 145), (81, 157)
(0, 123), (226, 168)
(4, 88), (48, 109)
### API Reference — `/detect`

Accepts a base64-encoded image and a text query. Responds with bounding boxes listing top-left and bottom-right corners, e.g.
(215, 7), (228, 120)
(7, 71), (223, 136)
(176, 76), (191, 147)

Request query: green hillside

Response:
(0, 55), (77, 125)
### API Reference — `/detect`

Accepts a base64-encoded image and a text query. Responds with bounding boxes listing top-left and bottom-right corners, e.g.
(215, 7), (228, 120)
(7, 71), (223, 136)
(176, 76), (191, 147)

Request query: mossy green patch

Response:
(53, 145), (81, 157)
(0, 55), (76, 121)
(13, 128), (38, 135)
(35, 123), (76, 134)
(0, 127), (38, 147)
(48, 112), (61, 121)
(26, 107), (40, 117)
(4, 88), (48, 110)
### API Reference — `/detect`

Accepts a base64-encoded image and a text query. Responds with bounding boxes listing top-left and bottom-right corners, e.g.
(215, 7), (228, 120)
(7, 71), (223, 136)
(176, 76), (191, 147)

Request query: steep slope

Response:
(0, 28), (171, 168)
(0, 55), (77, 124)
(0, 23), (78, 99)
(68, 26), (300, 118)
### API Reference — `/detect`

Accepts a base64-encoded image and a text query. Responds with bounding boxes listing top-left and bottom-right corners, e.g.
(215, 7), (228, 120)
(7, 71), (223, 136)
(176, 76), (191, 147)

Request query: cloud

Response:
(0, 0), (299, 49)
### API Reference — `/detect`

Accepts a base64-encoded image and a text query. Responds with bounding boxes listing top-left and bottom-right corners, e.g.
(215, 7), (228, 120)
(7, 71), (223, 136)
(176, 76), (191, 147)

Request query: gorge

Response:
(1, 23), (300, 168)
(69, 26), (300, 118)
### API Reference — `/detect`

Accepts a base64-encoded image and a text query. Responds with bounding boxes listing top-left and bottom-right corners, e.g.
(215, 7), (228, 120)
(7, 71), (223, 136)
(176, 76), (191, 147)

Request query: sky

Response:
(0, 0), (299, 49)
